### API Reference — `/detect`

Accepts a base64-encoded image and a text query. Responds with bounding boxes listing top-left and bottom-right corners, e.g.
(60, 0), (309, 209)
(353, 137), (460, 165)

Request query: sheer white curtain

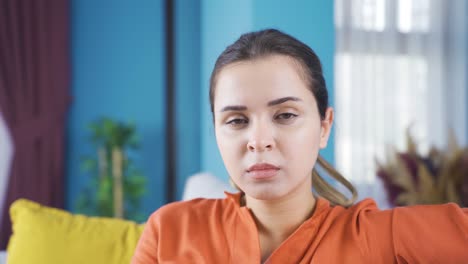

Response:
(0, 113), (13, 224)
(334, 0), (467, 208)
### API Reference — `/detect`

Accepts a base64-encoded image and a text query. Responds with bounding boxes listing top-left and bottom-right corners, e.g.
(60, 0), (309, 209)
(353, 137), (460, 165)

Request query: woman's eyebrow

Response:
(220, 96), (301, 112)
(267, 96), (301, 106)
(220, 105), (247, 112)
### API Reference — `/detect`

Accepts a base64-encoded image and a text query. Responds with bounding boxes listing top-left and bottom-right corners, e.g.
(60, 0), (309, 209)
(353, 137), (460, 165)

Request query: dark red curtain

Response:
(0, 0), (70, 249)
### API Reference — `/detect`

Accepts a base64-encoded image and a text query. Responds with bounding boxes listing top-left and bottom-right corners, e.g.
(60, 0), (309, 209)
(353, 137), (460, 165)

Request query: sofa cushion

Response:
(7, 199), (144, 264)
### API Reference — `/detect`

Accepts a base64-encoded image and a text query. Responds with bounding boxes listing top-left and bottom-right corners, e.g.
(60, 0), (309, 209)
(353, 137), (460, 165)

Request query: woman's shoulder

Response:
(146, 192), (242, 225)
(326, 197), (461, 224)
(317, 198), (468, 262)
(153, 197), (224, 217)
(326, 197), (468, 246)
(320, 198), (394, 243)
(326, 198), (386, 219)
(342, 198), (468, 222)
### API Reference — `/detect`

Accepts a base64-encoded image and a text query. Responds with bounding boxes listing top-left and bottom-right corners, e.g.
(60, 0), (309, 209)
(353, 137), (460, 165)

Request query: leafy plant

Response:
(377, 129), (468, 207)
(75, 117), (147, 222)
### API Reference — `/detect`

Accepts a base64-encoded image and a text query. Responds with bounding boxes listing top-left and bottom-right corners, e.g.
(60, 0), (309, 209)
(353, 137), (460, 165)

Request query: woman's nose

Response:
(246, 122), (275, 152)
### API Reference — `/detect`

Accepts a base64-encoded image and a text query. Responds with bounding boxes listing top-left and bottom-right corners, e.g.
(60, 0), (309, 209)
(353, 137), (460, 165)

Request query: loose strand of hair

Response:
(312, 155), (358, 207)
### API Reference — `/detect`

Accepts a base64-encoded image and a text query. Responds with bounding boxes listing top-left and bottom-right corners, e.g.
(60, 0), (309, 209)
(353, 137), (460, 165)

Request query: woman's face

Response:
(213, 55), (333, 200)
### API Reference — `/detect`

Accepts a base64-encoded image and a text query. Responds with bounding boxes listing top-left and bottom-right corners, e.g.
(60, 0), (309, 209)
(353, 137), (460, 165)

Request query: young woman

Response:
(132, 29), (468, 263)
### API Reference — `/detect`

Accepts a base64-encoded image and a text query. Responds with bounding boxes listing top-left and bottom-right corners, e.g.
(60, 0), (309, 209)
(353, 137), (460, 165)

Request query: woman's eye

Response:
(226, 118), (248, 126)
(276, 113), (298, 120)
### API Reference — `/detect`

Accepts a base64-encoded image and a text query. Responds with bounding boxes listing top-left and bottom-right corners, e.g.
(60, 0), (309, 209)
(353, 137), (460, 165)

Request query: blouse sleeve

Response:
(131, 212), (159, 264)
(392, 203), (468, 263)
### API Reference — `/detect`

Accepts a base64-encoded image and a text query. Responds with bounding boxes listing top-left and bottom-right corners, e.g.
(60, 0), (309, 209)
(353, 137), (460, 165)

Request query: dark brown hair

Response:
(210, 29), (328, 120)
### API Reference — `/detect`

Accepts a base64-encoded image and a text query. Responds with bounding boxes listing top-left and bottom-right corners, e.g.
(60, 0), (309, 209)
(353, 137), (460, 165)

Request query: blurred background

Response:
(0, 0), (466, 250)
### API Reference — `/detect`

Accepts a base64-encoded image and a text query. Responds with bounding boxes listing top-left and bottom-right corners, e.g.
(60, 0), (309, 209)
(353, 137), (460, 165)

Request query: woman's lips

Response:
(247, 169), (279, 179)
(246, 163), (280, 179)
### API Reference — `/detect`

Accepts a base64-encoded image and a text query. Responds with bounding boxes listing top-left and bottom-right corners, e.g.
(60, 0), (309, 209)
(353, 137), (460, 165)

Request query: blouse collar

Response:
(223, 191), (331, 222)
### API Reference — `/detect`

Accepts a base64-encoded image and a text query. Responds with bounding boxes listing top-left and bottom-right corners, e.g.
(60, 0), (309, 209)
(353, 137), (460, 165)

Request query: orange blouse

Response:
(132, 192), (468, 263)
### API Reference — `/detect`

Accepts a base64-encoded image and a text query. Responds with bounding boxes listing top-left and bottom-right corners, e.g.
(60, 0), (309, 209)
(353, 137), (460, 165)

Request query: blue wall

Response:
(175, 0), (202, 199)
(67, 1), (336, 217)
(200, 0), (336, 182)
(67, 0), (166, 216)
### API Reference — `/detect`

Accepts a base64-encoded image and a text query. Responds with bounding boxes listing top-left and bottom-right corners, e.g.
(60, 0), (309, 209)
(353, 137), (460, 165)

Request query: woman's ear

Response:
(319, 107), (334, 149)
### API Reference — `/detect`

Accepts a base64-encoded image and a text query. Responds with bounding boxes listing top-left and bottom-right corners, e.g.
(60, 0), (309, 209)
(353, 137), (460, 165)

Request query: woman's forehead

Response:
(214, 56), (313, 108)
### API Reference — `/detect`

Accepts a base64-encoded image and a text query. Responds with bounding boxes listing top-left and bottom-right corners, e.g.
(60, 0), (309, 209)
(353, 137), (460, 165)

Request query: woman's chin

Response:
(243, 185), (287, 201)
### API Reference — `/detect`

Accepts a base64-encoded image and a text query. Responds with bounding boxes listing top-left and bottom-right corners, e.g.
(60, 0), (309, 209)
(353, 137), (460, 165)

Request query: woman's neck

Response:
(246, 190), (316, 239)
(244, 185), (317, 261)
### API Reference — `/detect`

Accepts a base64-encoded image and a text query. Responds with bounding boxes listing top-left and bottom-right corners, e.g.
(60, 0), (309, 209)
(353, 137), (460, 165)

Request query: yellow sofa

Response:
(6, 199), (144, 264)
(3, 172), (233, 264)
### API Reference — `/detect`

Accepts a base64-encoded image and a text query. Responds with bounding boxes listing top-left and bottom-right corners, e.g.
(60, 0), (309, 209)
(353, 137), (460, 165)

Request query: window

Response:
(334, 0), (467, 207)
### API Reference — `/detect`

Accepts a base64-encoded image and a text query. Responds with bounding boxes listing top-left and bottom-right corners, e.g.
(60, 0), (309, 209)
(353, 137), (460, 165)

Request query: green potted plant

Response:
(76, 117), (147, 222)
